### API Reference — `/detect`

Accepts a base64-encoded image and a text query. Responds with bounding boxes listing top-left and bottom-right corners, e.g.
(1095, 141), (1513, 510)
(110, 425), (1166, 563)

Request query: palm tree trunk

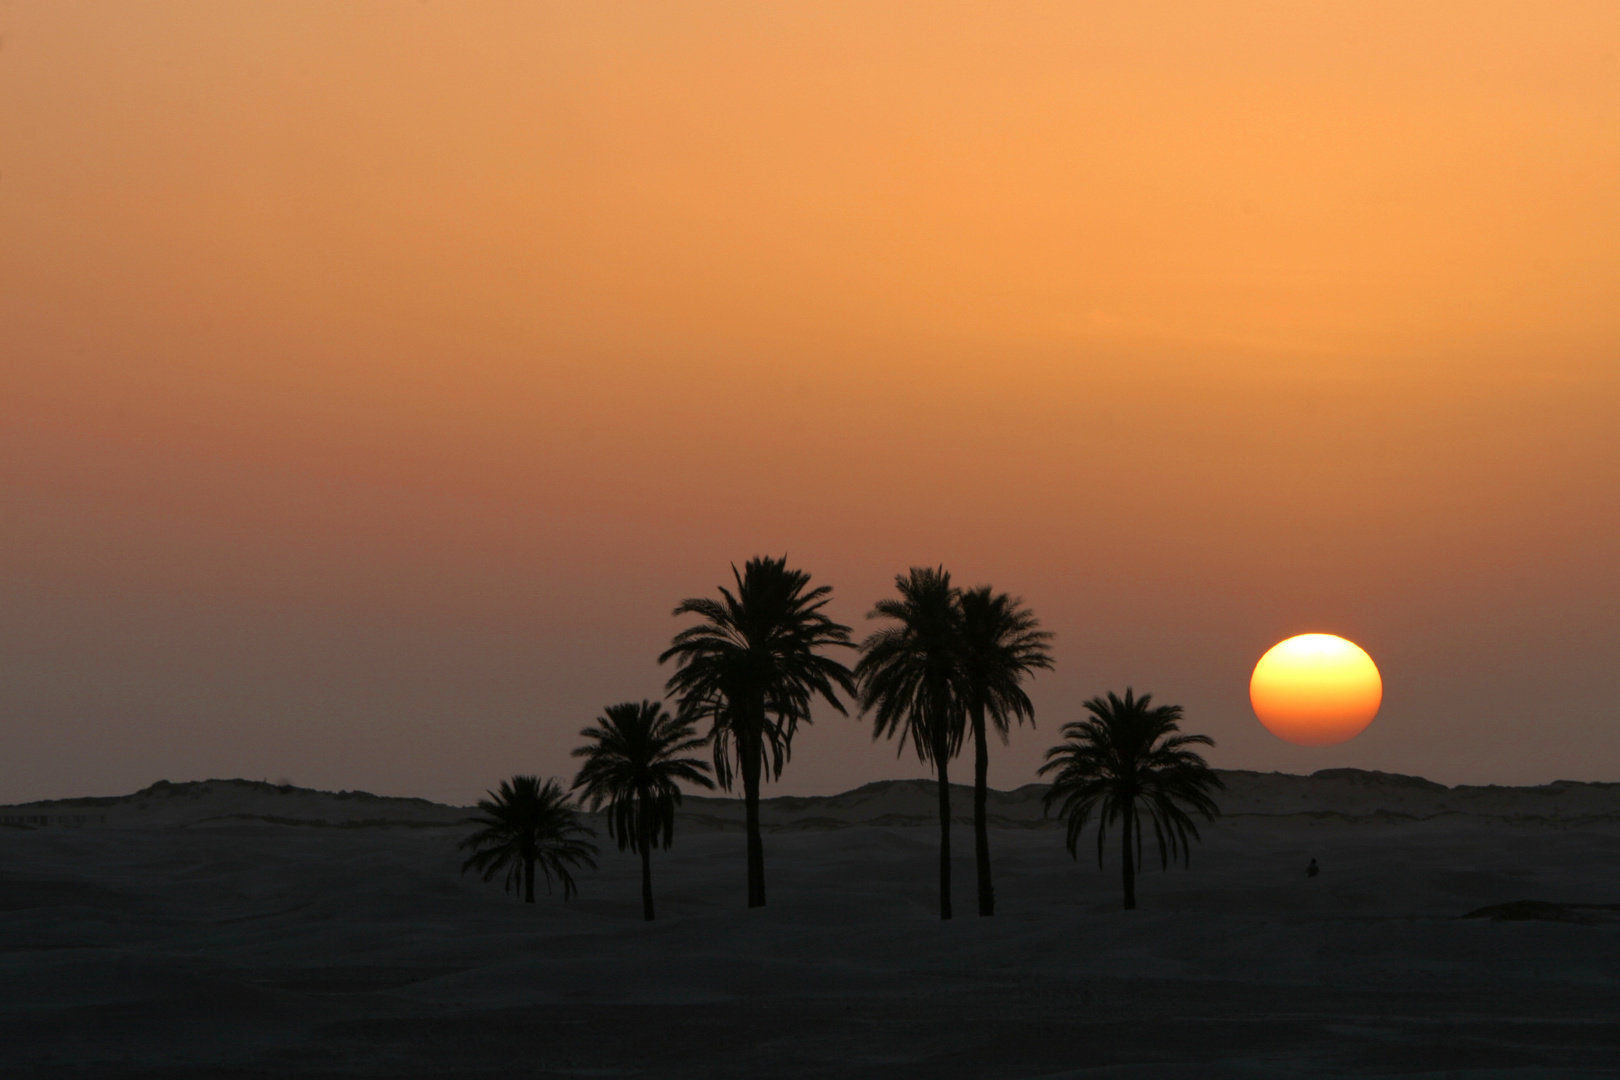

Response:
(936, 735), (953, 921)
(1121, 805), (1136, 910)
(971, 703), (993, 917)
(741, 733), (766, 908)
(639, 790), (656, 921)
(639, 838), (655, 920)
(524, 855), (535, 904)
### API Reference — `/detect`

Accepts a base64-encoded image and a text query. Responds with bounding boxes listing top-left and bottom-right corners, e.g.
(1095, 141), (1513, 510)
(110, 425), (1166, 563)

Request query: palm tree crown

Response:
(571, 700), (714, 920)
(858, 567), (964, 761)
(1038, 688), (1222, 909)
(856, 566), (965, 919)
(458, 775), (599, 903)
(957, 586), (1053, 742)
(957, 585), (1053, 916)
(659, 555), (856, 907)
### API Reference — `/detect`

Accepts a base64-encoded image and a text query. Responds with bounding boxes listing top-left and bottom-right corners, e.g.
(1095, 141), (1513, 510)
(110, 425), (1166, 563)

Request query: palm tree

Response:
(571, 700), (714, 920)
(458, 776), (599, 903)
(660, 556), (856, 908)
(857, 566), (965, 920)
(1038, 689), (1222, 910)
(958, 585), (1053, 917)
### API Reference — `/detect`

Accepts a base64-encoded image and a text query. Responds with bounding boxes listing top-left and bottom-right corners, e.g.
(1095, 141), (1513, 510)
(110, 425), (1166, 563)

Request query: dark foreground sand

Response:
(3, 772), (1619, 1078)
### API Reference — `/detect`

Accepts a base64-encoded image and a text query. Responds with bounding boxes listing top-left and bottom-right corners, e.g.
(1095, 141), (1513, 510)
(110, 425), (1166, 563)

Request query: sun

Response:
(1249, 634), (1382, 746)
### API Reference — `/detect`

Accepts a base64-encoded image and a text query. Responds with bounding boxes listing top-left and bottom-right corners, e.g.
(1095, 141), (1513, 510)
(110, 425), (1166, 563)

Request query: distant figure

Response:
(1307, 858), (1320, 878)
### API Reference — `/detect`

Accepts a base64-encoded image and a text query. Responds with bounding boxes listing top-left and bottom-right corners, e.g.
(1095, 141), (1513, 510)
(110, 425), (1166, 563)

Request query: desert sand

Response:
(3, 770), (1619, 1078)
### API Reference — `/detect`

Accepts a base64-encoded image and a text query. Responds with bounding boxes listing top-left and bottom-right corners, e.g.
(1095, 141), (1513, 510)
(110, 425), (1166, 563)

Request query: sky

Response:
(2, 1), (1617, 804)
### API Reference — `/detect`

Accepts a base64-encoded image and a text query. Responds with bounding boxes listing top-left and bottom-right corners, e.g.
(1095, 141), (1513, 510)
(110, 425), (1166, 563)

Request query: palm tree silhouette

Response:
(660, 556), (856, 908)
(1038, 689), (1222, 910)
(571, 700), (714, 920)
(458, 776), (599, 903)
(958, 585), (1053, 916)
(857, 566), (964, 920)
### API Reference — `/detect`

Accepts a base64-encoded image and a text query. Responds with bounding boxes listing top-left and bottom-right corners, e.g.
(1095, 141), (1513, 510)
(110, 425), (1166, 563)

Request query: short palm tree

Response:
(1038, 689), (1222, 910)
(958, 585), (1053, 917)
(458, 775), (598, 903)
(660, 556), (856, 908)
(571, 700), (714, 920)
(857, 566), (965, 920)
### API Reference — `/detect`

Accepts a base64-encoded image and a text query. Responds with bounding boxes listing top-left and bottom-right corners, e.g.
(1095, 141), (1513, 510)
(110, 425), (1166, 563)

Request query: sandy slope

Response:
(2, 771), (1619, 1078)
(675, 769), (1620, 831)
(0, 779), (466, 829)
(9, 767), (1619, 830)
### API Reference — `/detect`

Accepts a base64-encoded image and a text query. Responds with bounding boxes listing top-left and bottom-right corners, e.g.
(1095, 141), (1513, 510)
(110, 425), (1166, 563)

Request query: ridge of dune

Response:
(5, 769), (1620, 831)
(0, 778), (469, 829)
(4, 772), (1620, 1074)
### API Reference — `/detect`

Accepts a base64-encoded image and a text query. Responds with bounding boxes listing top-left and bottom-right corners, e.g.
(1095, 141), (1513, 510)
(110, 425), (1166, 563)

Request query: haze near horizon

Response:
(2, 1), (1617, 804)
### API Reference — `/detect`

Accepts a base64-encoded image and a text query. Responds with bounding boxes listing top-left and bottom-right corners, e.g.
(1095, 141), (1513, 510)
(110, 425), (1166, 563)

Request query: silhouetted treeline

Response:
(459, 557), (1221, 916)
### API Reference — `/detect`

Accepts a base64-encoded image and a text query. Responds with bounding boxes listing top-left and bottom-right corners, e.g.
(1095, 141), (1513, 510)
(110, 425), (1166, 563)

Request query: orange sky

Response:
(3, 2), (1618, 802)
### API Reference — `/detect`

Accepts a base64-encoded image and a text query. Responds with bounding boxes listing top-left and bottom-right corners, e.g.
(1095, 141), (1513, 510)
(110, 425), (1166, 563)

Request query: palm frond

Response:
(571, 700), (714, 853)
(659, 556), (856, 789)
(855, 566), (965, 765)
(458, 775), (599, 900)
(1039, 688), (1223, 879)
(957, 586), (1054, 741)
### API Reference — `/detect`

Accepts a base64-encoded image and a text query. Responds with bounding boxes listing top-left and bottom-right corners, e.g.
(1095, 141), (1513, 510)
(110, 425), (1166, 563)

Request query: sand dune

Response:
(3, 771), (1619, 1077)
(678, 769), (1620, 831)
(0, 778), (466, 830)
(9, 767), (1619, 832)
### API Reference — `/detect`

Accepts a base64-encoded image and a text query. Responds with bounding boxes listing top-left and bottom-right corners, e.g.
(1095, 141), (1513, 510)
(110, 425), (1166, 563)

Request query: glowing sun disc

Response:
(1250, 634), (1382, 746)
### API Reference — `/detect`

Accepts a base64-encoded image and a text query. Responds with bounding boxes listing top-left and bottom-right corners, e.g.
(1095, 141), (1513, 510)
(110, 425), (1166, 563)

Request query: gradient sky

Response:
(3, 1), (1618, 804)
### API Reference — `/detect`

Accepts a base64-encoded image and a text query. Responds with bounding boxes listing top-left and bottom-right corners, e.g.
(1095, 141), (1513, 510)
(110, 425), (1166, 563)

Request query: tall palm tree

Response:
(958, 585), (1053, 917)
(459, 775), (599, 903)
(857, 566), (965, 920)
(1038, 689), (1222, 910)
(660, 556), (856, 908)
(571, 700), (714, 920)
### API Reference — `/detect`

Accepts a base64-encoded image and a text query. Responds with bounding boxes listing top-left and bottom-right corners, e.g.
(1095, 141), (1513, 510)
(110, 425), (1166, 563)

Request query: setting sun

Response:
(1250, 634), (1383, 747)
